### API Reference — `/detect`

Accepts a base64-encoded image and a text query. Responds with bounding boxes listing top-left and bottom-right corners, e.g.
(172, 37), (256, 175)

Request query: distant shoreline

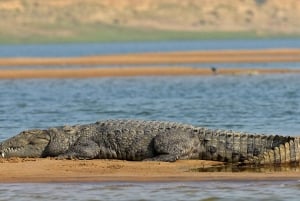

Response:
(1, 32), (299, 45)
(1, 0), (300, 44)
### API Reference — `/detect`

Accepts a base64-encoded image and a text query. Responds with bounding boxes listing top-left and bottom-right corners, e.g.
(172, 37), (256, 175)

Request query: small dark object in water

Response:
(211, 66), (217, 74)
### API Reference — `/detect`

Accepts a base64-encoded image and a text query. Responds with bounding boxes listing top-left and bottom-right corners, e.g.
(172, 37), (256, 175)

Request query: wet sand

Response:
(0, 158), (300, 183)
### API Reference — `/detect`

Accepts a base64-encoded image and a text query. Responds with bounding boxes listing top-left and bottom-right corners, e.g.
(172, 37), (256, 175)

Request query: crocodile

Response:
(0, 119), (299, 165)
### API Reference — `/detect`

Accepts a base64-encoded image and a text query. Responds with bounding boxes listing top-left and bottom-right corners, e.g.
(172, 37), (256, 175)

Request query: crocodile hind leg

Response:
(144, 130), (201, 162)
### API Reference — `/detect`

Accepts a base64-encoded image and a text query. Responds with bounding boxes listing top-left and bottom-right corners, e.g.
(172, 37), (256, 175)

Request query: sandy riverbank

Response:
(0, 158), (300, 183)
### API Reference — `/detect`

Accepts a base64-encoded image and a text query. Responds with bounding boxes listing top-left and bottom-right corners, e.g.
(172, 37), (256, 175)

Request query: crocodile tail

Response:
(248, 137), (300, 165)
(199, 128), (297, 165)
(199, 128), (245, 162)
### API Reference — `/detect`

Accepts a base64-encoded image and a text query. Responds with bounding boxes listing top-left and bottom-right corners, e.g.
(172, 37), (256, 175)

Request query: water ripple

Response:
(1, 181), (300, 201)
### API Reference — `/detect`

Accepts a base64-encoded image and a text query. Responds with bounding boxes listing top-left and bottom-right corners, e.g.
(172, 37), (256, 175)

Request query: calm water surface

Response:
(0, 181), (300, 201)
(1, 39), (300, 57)
(1, 74), (300, 139)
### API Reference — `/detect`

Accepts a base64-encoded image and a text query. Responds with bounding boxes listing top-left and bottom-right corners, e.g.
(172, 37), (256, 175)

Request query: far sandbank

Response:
(1, 49), (299, 79)
(1, 49), (300, 67)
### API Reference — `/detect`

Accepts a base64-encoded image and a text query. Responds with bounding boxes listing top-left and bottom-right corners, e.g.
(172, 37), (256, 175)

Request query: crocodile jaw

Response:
(0, 129), (50, 158)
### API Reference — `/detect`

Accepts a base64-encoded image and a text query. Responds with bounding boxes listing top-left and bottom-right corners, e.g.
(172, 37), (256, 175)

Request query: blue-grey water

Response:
(1, 74), (300, 139)
(1, 39), (300, 200)
(1, 181), (300, 201)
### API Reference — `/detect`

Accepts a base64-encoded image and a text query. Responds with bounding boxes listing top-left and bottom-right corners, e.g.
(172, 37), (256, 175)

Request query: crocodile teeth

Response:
(2, 147), (22, 153)
(1, 152), (5, 158)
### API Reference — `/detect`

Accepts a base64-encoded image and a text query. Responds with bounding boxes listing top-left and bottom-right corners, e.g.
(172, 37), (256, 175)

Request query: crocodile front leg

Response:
(57, 137), (100, 159)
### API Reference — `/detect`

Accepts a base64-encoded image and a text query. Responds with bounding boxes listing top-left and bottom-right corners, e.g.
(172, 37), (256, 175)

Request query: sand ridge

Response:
(0, 158), (300, 183)
(0, 49), (300, 79)
(1, 49), (300, 67)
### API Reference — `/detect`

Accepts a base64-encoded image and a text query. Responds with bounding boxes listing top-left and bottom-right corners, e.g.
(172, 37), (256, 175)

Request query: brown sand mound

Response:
(0, 158), (300, 183)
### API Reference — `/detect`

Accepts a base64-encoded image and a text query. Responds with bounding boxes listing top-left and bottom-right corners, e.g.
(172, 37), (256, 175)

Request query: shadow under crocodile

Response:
(191, 163), (300, 173)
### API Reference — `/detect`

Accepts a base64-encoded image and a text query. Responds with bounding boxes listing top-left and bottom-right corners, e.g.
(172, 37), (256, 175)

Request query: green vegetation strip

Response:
(0, 24), (298, 44)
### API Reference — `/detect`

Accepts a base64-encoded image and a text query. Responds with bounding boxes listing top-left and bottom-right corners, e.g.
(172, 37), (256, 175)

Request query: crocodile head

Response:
(0, 129), (50, 158)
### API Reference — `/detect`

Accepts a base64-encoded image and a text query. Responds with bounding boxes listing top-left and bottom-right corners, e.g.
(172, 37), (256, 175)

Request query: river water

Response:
(0, 39), (300, 200)
(1, 181), (300, 201)
(1, 38), (300, 58)
(1, 74), (299, 139)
